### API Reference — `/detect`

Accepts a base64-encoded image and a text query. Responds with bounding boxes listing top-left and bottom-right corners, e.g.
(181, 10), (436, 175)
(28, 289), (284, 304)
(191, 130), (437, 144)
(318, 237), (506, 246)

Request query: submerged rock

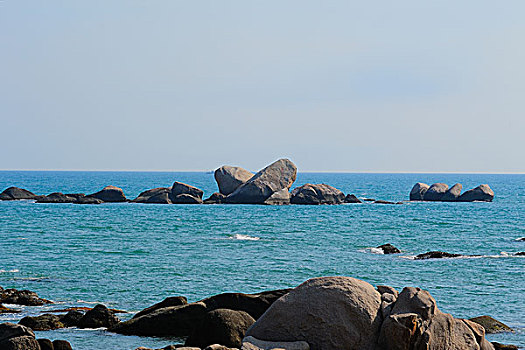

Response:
(290, 184), (345, 205)
(442, 183), (462, 201)
(377, 244), (401, 254)
(0, 287), (52, 306)
(415, 251), (462, 260)
(423, 183), (449, 201)
(88, 185), (127, 202)
(469, 315), (514, 333)
(19, 314), (64, 331)
(0, 304), (20, 314)
(492, 342), (519, 350)
(344, 194), (362, 203)
(409, 183), (429, 201)
(0, 187), (39, 201)
(515, 252), (525, 256)
(215, 166), (254, 196)
(373, 200), (400, 204)
(224, 159), (297, 205)
(77, 304), (119, 328)
(458, 184), (495, 202)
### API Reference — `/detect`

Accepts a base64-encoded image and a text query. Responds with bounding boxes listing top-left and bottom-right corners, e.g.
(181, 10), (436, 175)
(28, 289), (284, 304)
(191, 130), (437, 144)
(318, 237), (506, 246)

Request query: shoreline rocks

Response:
(87, 185), (127, 202)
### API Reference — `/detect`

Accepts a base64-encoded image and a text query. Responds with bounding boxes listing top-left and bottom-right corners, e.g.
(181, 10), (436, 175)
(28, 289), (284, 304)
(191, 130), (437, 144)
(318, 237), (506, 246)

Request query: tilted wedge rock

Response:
(224, 159), (297, 205)
(442, 183), (462, 201)
(290, 184), (345, 205)
(409, 183), (429, 201)
(458, 184), (495, 202)
(215, 166), (254, 196)
(133, 187), (172, 204)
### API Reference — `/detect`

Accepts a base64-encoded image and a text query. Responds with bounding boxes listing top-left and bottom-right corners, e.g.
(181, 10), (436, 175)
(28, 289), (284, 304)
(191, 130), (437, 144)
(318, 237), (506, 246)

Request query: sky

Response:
(1, 1), (524, 172)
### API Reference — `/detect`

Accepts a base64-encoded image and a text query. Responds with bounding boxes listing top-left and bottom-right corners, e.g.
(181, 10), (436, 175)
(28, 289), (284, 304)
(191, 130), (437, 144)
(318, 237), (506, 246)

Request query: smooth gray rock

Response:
(458, 184), (495, 202)
(133, 188), (171, 203)
(263, 188), (291, 205)
(0, 187), (39, 200)
(215, 166), (254, 196)
(442, 183), (462, 201)
(409, 183), (429, 201)
(74, 196), (104, 204)
(423, 183), (449, 201)
(88, 185), (127, 202)
(290, 184), (345, 205)
(224, 159), (297, 204)
(171, 182), (204, 199)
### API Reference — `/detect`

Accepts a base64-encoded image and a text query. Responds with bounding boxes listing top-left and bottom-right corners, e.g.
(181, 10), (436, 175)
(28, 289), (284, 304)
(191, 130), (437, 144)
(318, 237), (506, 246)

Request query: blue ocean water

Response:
(0, 171), (523, 349)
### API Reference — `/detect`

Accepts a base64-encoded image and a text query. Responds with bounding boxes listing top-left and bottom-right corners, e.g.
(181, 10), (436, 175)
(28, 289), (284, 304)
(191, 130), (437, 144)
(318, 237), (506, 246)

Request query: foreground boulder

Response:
(88, 185), (127, 202)
(409, 183), (429, 201)
(215, 166), (254, 196)
(415, 251), (462, 260)
(290, 184), (345, 205)
(0, 323), (40, 350)
(133, 188), (172, 204)
(185, 308), (255, 348)
(0, 287), (52, 306)
(469, 315), (513, 333)
(224, 159), (297, 205)
(36, 192), (83, 203)
(245, 277), (382, 350)
(442, 183), (462, 201)
(423, 183), (449, 201)
(0, 187), (39, 201)
(458, 184), (495, 202)
(19, 313), (64, 331)
(77, 304), (119, 328)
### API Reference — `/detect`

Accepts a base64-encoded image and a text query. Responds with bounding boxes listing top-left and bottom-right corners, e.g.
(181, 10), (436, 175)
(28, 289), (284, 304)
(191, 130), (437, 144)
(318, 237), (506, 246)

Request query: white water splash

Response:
(0, 269), (20, 273)
(230, 234), (260, 241)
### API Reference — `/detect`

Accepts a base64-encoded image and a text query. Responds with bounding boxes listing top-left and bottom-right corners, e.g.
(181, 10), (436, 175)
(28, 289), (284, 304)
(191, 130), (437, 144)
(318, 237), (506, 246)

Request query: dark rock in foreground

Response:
(0, 287), (52, 306)
(60, 310), (85, 327)
(469, 315), (514, 333)
(223, 159), (297, 205)
(88, 185), (127, 202)
(37, 338), (54, 350)
(19, 313), (64, 331)
(133, 296), (187, 319)
(458, 184), (495, 202)
(377, 244), (401, 254)
(442, 183), (462, 201)
(77, 304), (119, 328)
(52, 339), (73, 350)
(344, 194), (362, 203)
(214, 166), (254, 196)
(415, 251), (462, 260)
(0, 187), (39, 201)
(204, 192), (226, 204)
(290, 184), (345, 205)
(423, 183), (449, 201)
(185, 308), (255, 348)
(409, 182), (429, 200)
(0, 323), (40, 350)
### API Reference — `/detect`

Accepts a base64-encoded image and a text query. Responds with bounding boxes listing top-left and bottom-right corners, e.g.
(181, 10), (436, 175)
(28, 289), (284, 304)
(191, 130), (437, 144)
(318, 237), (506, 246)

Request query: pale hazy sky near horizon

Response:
(1, 1), (524, 172)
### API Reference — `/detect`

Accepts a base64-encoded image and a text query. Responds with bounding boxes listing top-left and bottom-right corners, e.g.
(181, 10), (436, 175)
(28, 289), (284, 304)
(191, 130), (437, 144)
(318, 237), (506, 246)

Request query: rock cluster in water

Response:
(0, 322), (72, 350)
(409, 182), (494, 202)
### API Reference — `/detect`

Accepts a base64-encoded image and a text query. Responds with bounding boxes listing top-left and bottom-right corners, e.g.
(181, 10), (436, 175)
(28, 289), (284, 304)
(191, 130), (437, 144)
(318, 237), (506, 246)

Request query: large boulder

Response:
(171, 182), (204, 200)
(77, 304), (119, 328)
(0, 323), (40, 350)
(215, 166), (254, 196)
(36, 192), (82, 203)
(245, 277), (382, 350)
(0, 288), (52, 306)
(442, 183), (462, 202)
(458, 184), (495, 202)
(262, 188), (291, 205)
(423, 183), (449, 201)
(88, 185), (127, 202)
(52, 340), (73, 350)
(224, 159), (297, 204)
(290, 184), (345, 205)
(0, 187), (39, 200)
(19, 313), (64, 330)
(133, 188), (172, 204)
(409, 183), (429, 201)
(133, 296), (188, 319)
(185, 308), (255, 348)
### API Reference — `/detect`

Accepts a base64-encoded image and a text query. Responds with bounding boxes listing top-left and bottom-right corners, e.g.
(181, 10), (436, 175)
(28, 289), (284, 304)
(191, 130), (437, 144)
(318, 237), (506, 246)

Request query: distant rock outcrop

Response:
(410, 182), (495, 203)
(423, 183), (449, 201)
(290, 184), (345, 205)
(204, 192), (227, 204)
(377, 244), (401, 254)
(36, 192), (84, 203)
(0, 187), (39, 201)
(458, 184), (495, 202)
(415, 251), (462, 260)
(344, 194), (362, 203)
(224, 159), (297, 205)
(133, 188), (172, 204)
(409, 183), (429, 201)
(442, 183), (462, 201)
(215, 166), (254, 196)
(88, 185), (127, 202)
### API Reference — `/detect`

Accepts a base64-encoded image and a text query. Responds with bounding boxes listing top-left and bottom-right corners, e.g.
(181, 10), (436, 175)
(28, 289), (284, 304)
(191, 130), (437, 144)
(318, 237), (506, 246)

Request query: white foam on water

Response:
(360, 247), (384, 254)
(0, 269), (19, 273)
(230, 234), (260, 241)
(76, 300), (104, 305)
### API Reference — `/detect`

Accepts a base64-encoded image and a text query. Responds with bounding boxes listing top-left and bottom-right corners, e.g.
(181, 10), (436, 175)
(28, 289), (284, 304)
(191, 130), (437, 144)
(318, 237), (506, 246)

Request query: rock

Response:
(263, 188), (291, 205)
(0, 304), (20, 314)
(377, 286), (399, 298)
(77, 304), (119, 328)
(110, 302), (208, 336)
(19, 313), (64, 331)
(241, 336), (310, 350)
(133, 296), (188, 319)
(516, 237), (525, 242)
(373, 200), (397, 204)
(363, 198), (375, 202)
(52, 339), (73, 350)
(215, 166), (254, 196)
(204, 192), (227, 204)
(492, 342), (518, 350)
(60, 309), (85, 327)
(37, 338), (54, 350)
(442, 183), (462, 201)
(458, 184), (495, 202)
(515, 252), (525, 256)
(469, 315), (513, 333)
(409, 183), (429, 201)
(377, 244), (401, 254)
(185, 308), (255, 348)
(0, 187), (39, 200)
(345, 194), (362, 203)
(245, 276), (382, 350)
(88, 185), (127, 202)
(0, 288), (52, 306)
(423, 183), (449, 201)
(172, 194), (203, 204)
(290, 184), (345, 205)
(0, 323), (39, 350)
(36, 192), (79, 203)
(74, 196), (103, 204)
(414, 251), (462, 260)
(171, 182), (204, 200)
(133, 188), (172, 203)
(205, 345), (239, 350)
(224, 159), (297, 204)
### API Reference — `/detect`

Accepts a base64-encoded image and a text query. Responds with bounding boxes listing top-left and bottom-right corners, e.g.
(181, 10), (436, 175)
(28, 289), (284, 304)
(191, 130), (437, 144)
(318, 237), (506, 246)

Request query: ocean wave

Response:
(229, 234), (260, 241)
(360, 247), (384, 254)
(0, 269), (20, 273)
(12, 276), (50, 281)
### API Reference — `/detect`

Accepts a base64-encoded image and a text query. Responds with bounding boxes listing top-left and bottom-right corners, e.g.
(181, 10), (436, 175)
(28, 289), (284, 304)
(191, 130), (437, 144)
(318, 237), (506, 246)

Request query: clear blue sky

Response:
(1, 1), (524, 172)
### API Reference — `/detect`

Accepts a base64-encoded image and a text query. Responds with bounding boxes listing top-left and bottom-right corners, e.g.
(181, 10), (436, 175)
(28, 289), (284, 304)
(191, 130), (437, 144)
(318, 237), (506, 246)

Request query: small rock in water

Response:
(377, 244), (401, 254)
(515, 252), (525, 256)
(414, 251), (462, 260)
(87, 185), (127, 202)
(0, 186), (39, 200)
(53, 339), (73, 350)
(0, 303), (20, 313)
(0, 287), (52, 306)
(469, 315), (514, 333)
(491, 342), (519, 350)
(363, 198), (375, 201)
(373, 200), (397, 204)
(77, 304), (119, 328)
(290, 183), (345, 205)
(516, 237), (525, 242)
(344, 194), (362, 203)
(74, 196), (104, 204)
(204, 192), (227, 204)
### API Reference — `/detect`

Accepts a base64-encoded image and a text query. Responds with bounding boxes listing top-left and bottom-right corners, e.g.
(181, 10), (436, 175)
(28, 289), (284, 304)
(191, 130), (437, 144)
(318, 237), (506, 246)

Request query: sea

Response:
(0, 171), (523, 349)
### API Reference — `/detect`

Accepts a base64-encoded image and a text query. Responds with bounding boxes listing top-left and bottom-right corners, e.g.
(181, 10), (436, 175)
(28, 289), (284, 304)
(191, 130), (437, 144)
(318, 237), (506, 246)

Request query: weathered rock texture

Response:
(88, 185), (127, 202)
(242, 336), (310, 350)
(215, 166), (254, 196)
(0, 187), (39, 201)
(204, 192), (227, 204)
(290, 184), (345, 205)
(224, 159), (297, 205)
(409, 183), (429, 201)
(458, 184), (495, 202)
